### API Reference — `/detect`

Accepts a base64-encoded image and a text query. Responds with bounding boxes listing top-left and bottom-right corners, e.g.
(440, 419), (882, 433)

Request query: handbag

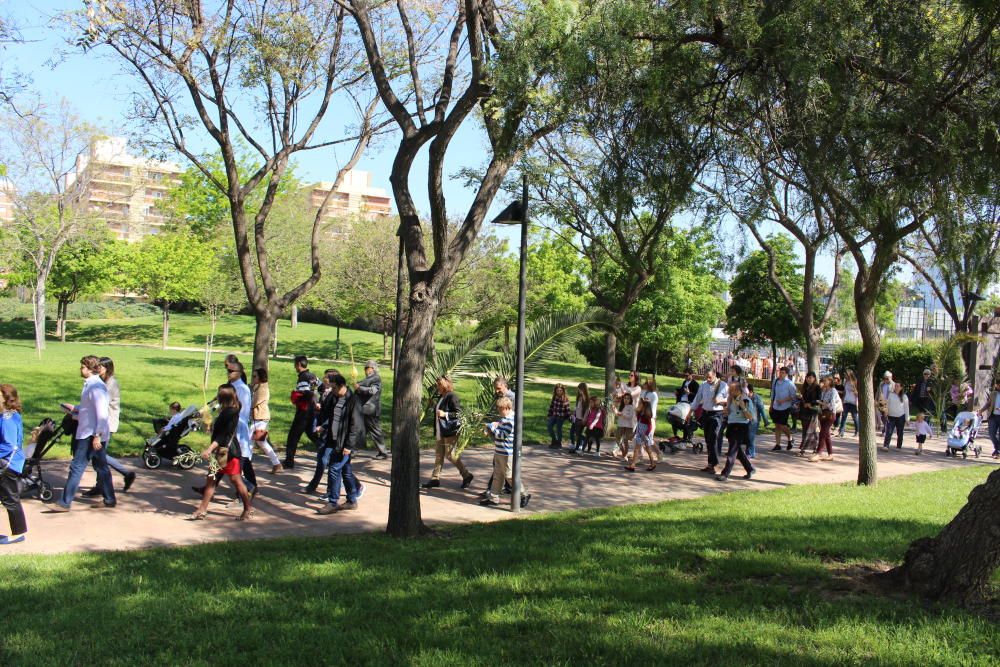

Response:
(438, 416), (460, 438)
(215, 431), (236, 466)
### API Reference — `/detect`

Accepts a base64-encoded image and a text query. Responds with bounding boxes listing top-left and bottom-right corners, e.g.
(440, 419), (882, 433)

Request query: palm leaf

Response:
(930, 333), (980, 422)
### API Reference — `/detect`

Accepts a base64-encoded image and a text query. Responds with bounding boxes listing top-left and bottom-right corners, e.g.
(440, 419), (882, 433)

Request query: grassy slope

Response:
(1, 467), (996, 666)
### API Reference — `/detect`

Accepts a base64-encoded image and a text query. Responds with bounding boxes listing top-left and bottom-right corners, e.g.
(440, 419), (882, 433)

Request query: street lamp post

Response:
(490, 175), (529, 512)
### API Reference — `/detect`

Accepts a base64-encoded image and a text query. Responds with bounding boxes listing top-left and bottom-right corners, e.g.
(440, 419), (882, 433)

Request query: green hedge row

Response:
(832, 340), (962, 389)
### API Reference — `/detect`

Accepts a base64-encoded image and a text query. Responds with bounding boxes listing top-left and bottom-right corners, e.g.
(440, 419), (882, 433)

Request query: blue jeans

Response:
(838, 403), (859, 436)
(324, 451), (358, 504)
(547, 417), (566, 444)
(98, 434), (133, 477)
(988, 415), (1000, 454)
(747, 420), (759, 458)
(61, 438), (115, 507)
(883, 416), (906, 448)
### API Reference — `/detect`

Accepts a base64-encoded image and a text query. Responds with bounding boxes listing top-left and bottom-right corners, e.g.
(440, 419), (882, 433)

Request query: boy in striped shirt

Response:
(480, 397), (530, 508)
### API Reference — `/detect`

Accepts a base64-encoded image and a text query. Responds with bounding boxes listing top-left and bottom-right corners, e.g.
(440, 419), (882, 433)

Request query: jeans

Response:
(569, 420), (586, 451)
(701, 411), (723, 466)
(747, 420), (759, 458)
(306, 445), (329, 492)
(324, 451), (359, 504)
(546, 416), (566, 444)
(720, 422), (754, 477)
(61, 438), (115, 507)
(883, 415), (906, 448)
(98, 434), (134, 478)
(988, 414), (1000, 454)
(838, 403), (859, 436)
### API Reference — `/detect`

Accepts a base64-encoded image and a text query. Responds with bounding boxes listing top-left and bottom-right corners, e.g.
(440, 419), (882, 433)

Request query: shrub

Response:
(833, 341), (938, 389)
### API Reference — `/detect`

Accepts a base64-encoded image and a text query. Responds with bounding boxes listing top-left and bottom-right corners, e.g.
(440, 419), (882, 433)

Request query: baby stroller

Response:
(142, 404), (204, 469)
(662, 402), (697, 453)
(946, 411), (981, 459)
(19, 414), (76, 502)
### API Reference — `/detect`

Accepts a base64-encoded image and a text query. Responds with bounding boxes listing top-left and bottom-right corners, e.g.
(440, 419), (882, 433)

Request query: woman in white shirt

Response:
(84, 357), (137, 496)
(883, 382), (909, 450)
(838, 370), (859, 437)
(641, 379), (661, 462)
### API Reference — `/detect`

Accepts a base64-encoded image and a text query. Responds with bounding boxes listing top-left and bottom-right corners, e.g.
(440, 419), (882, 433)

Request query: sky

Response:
(2, 0), (847, 282)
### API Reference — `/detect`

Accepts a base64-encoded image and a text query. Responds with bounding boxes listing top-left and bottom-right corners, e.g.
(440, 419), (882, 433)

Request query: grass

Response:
(1, 466), (996, 666)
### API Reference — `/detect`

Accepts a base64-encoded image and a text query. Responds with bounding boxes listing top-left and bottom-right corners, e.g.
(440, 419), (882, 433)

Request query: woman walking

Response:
(641, 379), (661, 461)
(251, 367), (283, 474)
(883, 382), (909, 450)
(717, 381), (756, 481)
(0, 384), (27, 545)
(613, 392), (635, 459)
(84, 357), (137, 496)
(798, 371), (822, 453)
(569, 383), (589, 452)
(546, 384), (571, 449)
(626, 399), (656, 471)
(190, 385), (253, 521)
(423, 376), (473, 489)
(810, 376), (842, 461)
(838, 370), (860, 437)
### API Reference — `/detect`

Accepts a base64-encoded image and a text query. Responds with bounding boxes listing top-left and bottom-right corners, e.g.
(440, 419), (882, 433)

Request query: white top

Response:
(627, 384), (642, 406)
(641, 390), (659, 419)
(616, 404), (635, 429)
(105, 377), (121, 433)
(886, 393), (909, 420)
(669, 402), (691, 421)
(821, 387), (843, 414)
(843, 380), (858, 405)
(914, 421), (934, 437)
(76, 375), (110, 441)
(231, 378), (253, 457)
(573, 397), (588, 421)
(692, 380), (728, 413)
(879, 381), (894, 402)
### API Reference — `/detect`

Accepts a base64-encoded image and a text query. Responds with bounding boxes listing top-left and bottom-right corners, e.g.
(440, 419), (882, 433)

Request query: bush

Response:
(0, 297), (163, 321)
(833, 341), (936, 389)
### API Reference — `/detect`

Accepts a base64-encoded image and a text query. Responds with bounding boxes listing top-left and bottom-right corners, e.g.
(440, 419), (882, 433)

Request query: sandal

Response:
(188, 511), (207, 521)
(646, 464), (657, 471)
(624, 466), (636, 472)
(237, 510), (255, 521)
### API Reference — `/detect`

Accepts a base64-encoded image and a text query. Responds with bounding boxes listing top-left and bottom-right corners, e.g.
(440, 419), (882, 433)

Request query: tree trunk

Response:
(631, 341), (640, 374)
(855, 287), (881, 486)
(386, 297), (437, 538)
(252, 309), (278, 373)
(885, 468), (1000, 605)
(161, 302), (170, 350)
(32, 283), (46, 353)
(57, 299), (68, 343)
(383, 327), (389, 361)
(604, 327), (618, 402)
(805, 334), (821, 375)
(771, 340), (778, 381)
(271, 317), (279, 358)
(291, 304), (298, 328)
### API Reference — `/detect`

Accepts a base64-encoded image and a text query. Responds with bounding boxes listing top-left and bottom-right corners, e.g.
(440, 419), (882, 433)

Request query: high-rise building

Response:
(67, 137), (183, 242)
(0, 178), (14, 225)
(310, 169), (393, 224)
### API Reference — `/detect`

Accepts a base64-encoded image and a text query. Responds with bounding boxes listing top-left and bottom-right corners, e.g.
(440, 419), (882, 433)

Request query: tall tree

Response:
(0, 100), (101, 354)
(724, 237), (806, 362)
(48, 233), (118, 342)
(79, 0), (386, 371)
(524, 230), (589, 321)
(343, 0), (595, 536)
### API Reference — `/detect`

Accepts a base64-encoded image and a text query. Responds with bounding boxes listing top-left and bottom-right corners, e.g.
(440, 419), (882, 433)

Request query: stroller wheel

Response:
(176, 446), (196, 470)
(39, 483), (54, 502)
(144, 452), (162, 469)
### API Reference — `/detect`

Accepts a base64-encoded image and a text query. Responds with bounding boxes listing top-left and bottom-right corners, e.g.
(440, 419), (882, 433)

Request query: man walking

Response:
(692, 370), (728, 475)
(354, 360), (388, 460)
(53, 356), (115, 511)
(283, 355), (318, 469)
(317, 373), (364, 515)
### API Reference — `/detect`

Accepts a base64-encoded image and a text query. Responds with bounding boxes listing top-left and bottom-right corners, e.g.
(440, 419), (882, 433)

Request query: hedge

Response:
(832, 340), (962, 389)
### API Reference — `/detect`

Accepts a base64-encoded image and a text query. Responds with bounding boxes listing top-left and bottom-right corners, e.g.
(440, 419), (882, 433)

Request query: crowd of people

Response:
(2, 353), (999, 547)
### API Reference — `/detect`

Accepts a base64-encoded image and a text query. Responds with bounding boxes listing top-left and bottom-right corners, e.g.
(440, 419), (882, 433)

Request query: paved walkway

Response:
(6, 435), (996, 555)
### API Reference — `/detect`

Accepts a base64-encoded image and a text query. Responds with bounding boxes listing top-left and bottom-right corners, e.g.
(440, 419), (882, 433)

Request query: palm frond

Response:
(423, 327), (498, 391)
(930, 333), (981, 421)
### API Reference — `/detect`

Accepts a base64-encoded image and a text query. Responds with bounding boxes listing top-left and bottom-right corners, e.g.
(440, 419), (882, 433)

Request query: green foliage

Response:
(132, 232), (214, 306)
(48, 234), (120, 306)
(525, 230), (590, 319)
(724, 236), (804, 349)
(833, 341), (938, 389)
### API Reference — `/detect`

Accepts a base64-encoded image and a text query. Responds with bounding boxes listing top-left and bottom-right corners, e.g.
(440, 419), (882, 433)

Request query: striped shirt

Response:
(488, 416), (515, 455)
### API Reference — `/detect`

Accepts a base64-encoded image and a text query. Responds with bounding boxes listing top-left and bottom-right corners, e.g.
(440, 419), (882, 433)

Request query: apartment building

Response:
(310, 169), (393, 227)
(0, 177), (14, 225)
(66, 137), (183, 242)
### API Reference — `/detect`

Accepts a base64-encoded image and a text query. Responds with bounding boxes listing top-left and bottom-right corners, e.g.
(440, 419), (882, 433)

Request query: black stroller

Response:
(142, 404), (205, 470)
(19, 414), (76, 502)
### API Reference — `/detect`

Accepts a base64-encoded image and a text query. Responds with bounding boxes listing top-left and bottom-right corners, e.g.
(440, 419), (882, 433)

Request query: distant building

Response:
(0, 178), (14, 225)
(310, 169), (392, 226)
(66, 137), (183, 242)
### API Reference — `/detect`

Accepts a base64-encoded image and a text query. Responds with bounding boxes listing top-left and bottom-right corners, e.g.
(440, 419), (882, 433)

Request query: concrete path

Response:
(5, 435), (996, 555)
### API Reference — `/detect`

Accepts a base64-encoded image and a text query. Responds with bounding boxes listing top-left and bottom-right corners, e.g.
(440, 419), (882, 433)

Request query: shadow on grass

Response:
(3, 505), (995, 665)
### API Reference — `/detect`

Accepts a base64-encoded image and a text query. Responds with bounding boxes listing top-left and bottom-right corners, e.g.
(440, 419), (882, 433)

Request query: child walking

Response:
(569, 383), (589, 452)
(582, 396), (606, 456)
(480, 397), (531, 509)
(914, 413), (934, 455)
(627, 399), (657, 471)
(613, 393), (635, 459)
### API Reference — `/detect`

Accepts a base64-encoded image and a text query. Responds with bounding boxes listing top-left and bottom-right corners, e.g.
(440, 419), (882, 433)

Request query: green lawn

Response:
(1, 467), (996, 665)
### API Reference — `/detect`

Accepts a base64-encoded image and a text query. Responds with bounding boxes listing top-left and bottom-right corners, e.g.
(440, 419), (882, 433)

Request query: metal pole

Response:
(392, 230), (404, 372)
(512, 175), (528, 512)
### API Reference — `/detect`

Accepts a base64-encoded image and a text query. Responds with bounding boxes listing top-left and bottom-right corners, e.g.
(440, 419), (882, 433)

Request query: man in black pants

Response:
(354, 360), (388, 460)
(283, 355), (318, 469)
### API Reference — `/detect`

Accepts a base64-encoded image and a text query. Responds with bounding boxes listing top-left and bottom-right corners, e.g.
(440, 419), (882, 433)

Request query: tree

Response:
(48, 233), (117, 341)
(0, 99), (101, 354)
(132, 231), (214, 348)
(343, 0), (596, 536)
(79, 0), (386, 371)
(525, 230), (589, 321)
(724, 237), (805, 364)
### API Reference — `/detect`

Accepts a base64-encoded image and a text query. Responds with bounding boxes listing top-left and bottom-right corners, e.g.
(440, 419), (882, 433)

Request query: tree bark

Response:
(161, 302), (170, 350)
(252, 309), (278, 373)
(604, 327), (618, 402)
(32, 283), (46, 353)
(631, 341), (640, 374)
(805, 335), (821, 375)
(885, 468), (1000, 605)
(57, 299), (68, 343)
(386, 295), (436, 538)
(855, 284), (881, 486)
(291, 304), (298, 328)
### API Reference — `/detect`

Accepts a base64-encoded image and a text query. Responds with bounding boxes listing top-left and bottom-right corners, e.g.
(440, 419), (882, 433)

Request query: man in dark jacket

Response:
(676, 368), (699, 403)
(283, 355), (319, 469)
(317, 373), (364, 514)
(354, 360), (388, 459)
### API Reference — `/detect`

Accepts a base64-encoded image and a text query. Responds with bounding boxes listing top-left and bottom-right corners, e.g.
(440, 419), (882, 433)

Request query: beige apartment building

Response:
(0, 178), (14, 225)
(310, 169), (393, 224)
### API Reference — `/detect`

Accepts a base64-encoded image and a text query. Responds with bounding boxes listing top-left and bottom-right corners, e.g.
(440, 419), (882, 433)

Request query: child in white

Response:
(913, 413), (934, 455)
(613, 394), (636, 459)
